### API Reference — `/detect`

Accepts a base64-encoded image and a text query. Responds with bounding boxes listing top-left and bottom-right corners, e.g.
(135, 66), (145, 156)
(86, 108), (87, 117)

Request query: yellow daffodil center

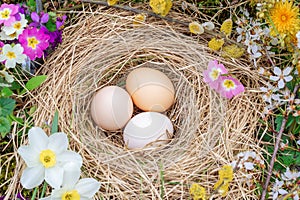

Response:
(0, 10), (10, 19)
(62, 190), (80, 200)
(39, 149), (56, 168)
(27, 37), (39, 49)
(210, 69), (219, 80)
(223, 80), (235, 89)
(6, 51), (16, 59)
(14, 22), (22, 30)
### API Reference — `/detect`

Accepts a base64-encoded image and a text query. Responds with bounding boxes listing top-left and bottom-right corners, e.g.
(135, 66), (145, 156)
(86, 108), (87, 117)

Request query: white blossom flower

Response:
(281, 167), (300, 181)
(297, 140), (300, 145)
(0, 44), (26, 69)
(292, 191), (299, 200)
(0, 29), (17, 40)
(40, 162), (101, 200)
(17, 127), (83, 189)
(202, 22), (215, 30)
(260, 83), (279, 105)
(270, 66), (293, 89)
(271, 179), (288, 200)
(0, 70), (14, 83)
(2, 13), (27, 36)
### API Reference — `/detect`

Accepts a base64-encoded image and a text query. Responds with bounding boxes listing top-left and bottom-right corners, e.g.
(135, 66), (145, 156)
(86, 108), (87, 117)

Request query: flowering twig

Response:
(260, 83), (300, 200)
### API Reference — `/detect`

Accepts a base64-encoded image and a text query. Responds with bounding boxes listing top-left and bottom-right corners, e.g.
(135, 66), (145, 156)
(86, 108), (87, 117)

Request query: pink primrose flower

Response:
(217, 76), (245, 99)
(203, 60), (228, 90)
(0, 4), (19, 26)
(18, 27), (50, 60)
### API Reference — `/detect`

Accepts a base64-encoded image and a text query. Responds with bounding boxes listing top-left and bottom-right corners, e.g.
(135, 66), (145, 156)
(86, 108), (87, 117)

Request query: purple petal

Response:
(16, 192), (27, 200)
(31, 12), (40, 23)
(15, 13), (21, 21)
(40, 13), (49, 23)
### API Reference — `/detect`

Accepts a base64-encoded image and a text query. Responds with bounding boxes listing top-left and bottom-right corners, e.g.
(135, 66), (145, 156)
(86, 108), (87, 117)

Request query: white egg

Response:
(123, 112), (174, 149)
(90, 86), (133, 131)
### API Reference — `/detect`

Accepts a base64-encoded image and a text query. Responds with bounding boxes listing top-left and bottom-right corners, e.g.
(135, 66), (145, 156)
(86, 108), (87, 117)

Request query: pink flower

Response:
(18, 27), (50, 60)
(0, 41), (4, 54)
(0, 4), (19, 26)
(217, 76), (245, 99)
(203, 60), (228, 90)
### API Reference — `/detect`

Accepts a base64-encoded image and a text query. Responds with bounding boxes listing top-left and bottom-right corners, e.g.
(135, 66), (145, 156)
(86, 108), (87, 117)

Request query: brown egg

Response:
(126, 67), (175, 112)
(90, 86), (133, 131)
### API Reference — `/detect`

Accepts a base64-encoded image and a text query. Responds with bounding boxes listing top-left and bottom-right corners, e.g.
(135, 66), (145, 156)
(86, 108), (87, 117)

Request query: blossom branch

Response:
(260, 83), (300, 200)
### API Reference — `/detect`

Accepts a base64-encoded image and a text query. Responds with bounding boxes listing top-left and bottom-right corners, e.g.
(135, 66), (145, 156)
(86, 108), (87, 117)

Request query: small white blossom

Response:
(297, 140), (300, 145)
(202, 22), (215, 30)
(270, 67), (293, 89)
(271, 179), (288, 200)
(281, 167), (300, 181)
(0, 44), (26, 69)
(2, 14), (27, 36)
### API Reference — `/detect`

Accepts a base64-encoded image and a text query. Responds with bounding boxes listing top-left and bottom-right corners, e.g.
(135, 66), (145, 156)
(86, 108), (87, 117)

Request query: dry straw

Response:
(13, 7), (264, 200)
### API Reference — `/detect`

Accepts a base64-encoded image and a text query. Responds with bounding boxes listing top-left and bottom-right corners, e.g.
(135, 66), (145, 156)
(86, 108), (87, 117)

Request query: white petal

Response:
(75, 178), (101, 198)
(45, 165), (64, 189)
(13, 44), (23, 54)
(15, 54), (26, 63)
(272, 192), (278, 200)
(28, 127), (48, 152)
(283, 67), (292, 75)
(273, 67), (281, 75)
(284, 75), (293, 82)
(278, 189), (288, 195)
(56, 150), (83, 167)
(278, 79), (285, 89)
(244, 162), (255, 170)
(50, 189), (65, 200)
(62, 162), (81, 188)
(0, 55), (5, 62)
(17, 146), (40, 167)
(270, 76), (280, 81)
(48, 132), (68, 154)
(21, 165), (44, 189)
(5, 59), (16, 69)
(2, 44), (12, 54)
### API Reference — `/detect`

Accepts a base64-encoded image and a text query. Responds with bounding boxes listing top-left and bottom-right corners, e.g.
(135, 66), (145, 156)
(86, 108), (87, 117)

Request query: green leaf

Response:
(45, 19), (57, 32)
(27, 0), (36, 11)
(286, 114), (294, 129)
(51, 111), (59, 134)
(9, 114), (24, 125)
(293, 124), (300, 134)
(21, 75), (47, 94)
(0, 98), (16, 116)
(0, 117), (11, 137)
(1, 87), (13, 97)
(275, 115), (284, 132)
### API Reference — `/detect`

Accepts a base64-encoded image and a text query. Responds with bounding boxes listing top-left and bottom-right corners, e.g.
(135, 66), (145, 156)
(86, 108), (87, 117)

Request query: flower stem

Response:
(40, 182), (48, 198)
(260, 83), (300, 200)
(31, 187), (38, 200)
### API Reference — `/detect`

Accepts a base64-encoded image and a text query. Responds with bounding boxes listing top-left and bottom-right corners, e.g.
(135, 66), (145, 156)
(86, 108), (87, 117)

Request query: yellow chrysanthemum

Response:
(208, 38), (224, 51)
(222, 44), (245, 59)
(149, 0), (172, 17)
(269, 1), (300, 36)
(107, 0), (118, 6)
(189, 22), (204, 35)
(133, 14), (146, 26)
(189, 183), (207, 200)
(220, 19), (233, 37)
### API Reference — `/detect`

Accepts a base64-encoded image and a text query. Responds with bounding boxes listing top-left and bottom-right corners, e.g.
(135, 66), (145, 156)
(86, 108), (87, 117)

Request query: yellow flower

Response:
(213, 180), (230, 197)
(189, 183), (207, 200)
(213, 165), (234, 197)
(149, 0), (172, 17)
(133, 14), (146, 26)
(189, 22), (204, 35)
(222, 44), (245, 59)
(107, 0), (118, 6)
(208, 38), (224, 51)
(220, 19), (233, 37)
(269, 1), (300, 36)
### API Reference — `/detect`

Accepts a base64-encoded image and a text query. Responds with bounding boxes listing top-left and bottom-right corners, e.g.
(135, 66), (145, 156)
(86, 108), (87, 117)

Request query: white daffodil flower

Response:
(270, 66), (293, 89)
(18, 127), (83, 189)
(2, 13), (27, 36)
(0, 44), (26, 69)
(41, 162), (101, 200)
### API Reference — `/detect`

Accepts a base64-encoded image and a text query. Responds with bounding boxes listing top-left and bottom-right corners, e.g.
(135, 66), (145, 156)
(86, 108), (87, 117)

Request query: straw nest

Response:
(22, 8), (264, 200)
